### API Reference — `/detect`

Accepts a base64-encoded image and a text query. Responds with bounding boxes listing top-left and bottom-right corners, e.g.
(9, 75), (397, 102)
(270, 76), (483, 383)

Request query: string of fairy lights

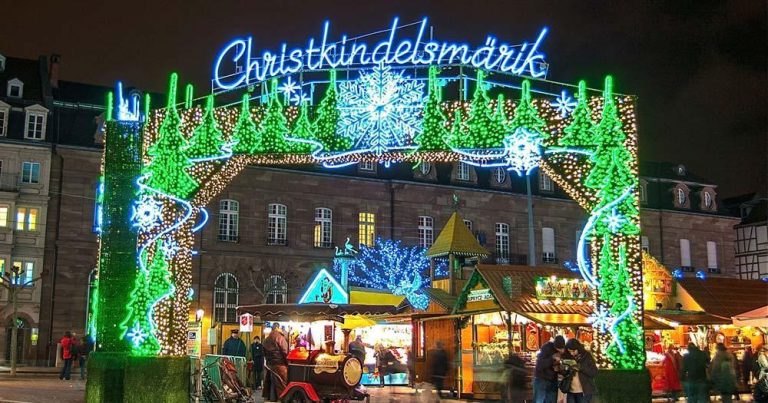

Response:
(104, 64), (643, 370)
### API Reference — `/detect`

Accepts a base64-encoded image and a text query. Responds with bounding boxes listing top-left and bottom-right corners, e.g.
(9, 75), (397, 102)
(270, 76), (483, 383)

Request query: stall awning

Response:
(646, 310), (731, 326)
(350, 287), (406, 306)
(677, 277), (768, 319)
(237, 303), (399, 322)
(644, 315), (674, 330)
(521, 312), (590, 326)
(732, 306), (768, 327)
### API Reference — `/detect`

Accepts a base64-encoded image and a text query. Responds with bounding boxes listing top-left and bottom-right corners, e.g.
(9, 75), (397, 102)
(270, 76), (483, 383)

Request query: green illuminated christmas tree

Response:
(232, 94), (260, 154)
(559, 81), (595, 147)
(186, 95), (226, 159)
(290, 101), (314, 153)
(447, 109), (466, 148)
(313, 70), (352, 152)
(144, 73), (198, 199)
(463, 70), (495, 148)
(415, 66), (449, 151)
(488, 94), (510, 147)
(509, 80), (548, 140)
(257, 79), (291, 154)
(121, 241), (173, 356)
(598, 240), (645, 369)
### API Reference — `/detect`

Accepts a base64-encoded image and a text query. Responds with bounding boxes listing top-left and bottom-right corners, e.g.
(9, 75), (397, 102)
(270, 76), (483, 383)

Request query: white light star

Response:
(588, 305), (612, 332)
(603, 208), (627, 233)
(551, 90), (577, 118)
(503, 127), (542, 176)
(132, 195), (164, 232)
(160, 239), (182, 260)
(126, 322), (149, 347)
(278, 77), (299, 98)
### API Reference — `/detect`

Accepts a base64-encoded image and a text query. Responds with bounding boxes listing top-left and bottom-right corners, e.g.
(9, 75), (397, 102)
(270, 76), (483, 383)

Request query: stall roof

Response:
(521, 313), (590, 326)
(426, 212), (489, 258)
(644, 315), (674, 330)
(463, 265), (592, 315)
(677, 277), (768, 318)
(424, 287), (458, 310)
(350, 287), (406, 306)
(646, 310), (731, 326)
(237, 303), (399, 321)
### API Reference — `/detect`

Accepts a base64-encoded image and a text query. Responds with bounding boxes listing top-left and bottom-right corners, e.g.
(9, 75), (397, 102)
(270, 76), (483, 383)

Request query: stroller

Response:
(217, 357), (254, 402)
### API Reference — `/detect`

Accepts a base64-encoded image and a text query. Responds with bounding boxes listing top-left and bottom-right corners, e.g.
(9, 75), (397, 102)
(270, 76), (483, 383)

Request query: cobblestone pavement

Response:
(0, 374), (85, 403)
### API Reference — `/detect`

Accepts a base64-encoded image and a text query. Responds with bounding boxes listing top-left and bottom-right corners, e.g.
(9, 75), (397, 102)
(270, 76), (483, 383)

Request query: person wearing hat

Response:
(562, 339), (598, 403)
(263, 323), (289, 400)
(222, 329), (247, 358)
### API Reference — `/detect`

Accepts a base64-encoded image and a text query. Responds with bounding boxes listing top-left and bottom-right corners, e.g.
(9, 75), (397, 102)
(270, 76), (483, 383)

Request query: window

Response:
(539, 172), (553, 192)
(265, 274), (287, 304)
(641, 236), (650, 253)
(15, 207), (38, 231)
(218, 200), (239, 242)
(0, 205), (8, 227)
(0, 106), (7, 136)
(267, 203), (287, 245)
(494, 168), (506, 184)
(11, 260), (34, 287)
(0, 258), (5, 284)
(457, 162), (470, 181)
(419, 162), (431, 175)
(677, 188), (686, 206)
(358, 212), (376, 247)
(542, 227), (556, 263)
(7, 79), (23, 98)
(213, 273), (239, 323)
(463, 219), (473, 232)
(704, 192), (713, 209)
(314, 208), (333, 248)
(639, 183), (647, 204)
(679, 239), (691, 267)
(25, 112), (45, 140)
(495, 223), (509, 263)
(418, 216), (434, 248)
(359, 161), (375, 172)
(21, 162), (40, 184)
(706, 241), (718, 269)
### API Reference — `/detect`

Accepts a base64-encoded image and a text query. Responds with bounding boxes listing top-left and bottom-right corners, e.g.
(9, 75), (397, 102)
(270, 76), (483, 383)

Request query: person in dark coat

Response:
(429, 341), (450, 399)
(250, 336), (264, 390)
(262, 324), (289, 400)
(534, 341), (559, 403)
(222, 329), (247, 357)
(710, 343), (738, 403)
(348, 335), (367, 366)
(562, 339), (598, 403)
(681, 343), (710, 403)
(743, 346), (755, 386)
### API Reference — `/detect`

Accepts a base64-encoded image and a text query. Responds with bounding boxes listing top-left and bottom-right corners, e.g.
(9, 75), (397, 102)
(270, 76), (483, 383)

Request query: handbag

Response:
(559, 374), (573, 394)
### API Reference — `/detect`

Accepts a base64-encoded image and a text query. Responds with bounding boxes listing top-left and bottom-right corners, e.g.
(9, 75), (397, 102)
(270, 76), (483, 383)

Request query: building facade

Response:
(733, 198), (768, 279)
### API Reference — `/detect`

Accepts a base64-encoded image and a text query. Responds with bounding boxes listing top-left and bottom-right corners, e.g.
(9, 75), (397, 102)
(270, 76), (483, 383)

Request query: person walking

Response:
(562, 339), (598, 403)
(753, 345), (768, 403)
(250, 336), (264, 390)
(681, 343), (709, 403)
(742, 346), (755, 386)
(59, 331), (73, 381)
(222, 329), (247, 357)
(429, 341), (450, 400)
(79, 334), (94, 380)
(710, 343), (738, 403)
(663, 345), (683, 401)
(533, 341), (559, 403)
(262, 324), (289, 401)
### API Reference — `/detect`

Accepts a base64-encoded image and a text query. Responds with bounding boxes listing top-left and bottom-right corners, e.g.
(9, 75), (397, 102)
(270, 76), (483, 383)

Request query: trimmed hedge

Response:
(594, 369), (651, 403)
(86, 353), (190, 403)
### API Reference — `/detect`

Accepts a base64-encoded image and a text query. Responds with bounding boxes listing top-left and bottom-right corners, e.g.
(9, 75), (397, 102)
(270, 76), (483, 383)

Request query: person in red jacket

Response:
(662, 345), (683, 400)
(59, 331), (73, 380)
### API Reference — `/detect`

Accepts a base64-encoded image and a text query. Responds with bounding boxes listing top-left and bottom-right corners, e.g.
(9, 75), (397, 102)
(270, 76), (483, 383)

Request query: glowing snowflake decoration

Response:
(338, 63), (425, 155)
(551, 90), (577, 118)
(588, 305), (613, 332)
(279, 77), (299, 98)
(160, 239), (182, 260)
(503, 127), (542, 176)
(132, 195), (164, 232)
(126, 322), (149, 347)
(290, 92), (310, 106)
(603, 208), (627, 233)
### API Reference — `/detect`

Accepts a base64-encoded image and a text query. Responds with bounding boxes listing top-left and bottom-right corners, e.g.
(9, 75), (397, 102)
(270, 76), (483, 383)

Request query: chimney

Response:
(50, 54), (61, 89)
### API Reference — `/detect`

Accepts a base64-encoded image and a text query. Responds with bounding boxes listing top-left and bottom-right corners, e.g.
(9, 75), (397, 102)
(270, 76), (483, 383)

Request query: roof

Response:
(644, 315), (674, 330)
(237, 303), (398, 321)
(460, 265), (592, 316)
(522, 312), (589, 326)
(426, 212), (489, 258)
(645, 310), (731, 326)
(639, 162), (715, 186)
(349, 287), (406, 306)
(0, 55), (47, 105)
(424, 287), (458, 310)
(677, 277), (768, 318)
(738, 200), (767, 226)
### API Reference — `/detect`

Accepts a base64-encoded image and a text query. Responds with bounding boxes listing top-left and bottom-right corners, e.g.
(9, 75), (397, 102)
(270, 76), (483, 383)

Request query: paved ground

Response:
(0, 374), (85, 403)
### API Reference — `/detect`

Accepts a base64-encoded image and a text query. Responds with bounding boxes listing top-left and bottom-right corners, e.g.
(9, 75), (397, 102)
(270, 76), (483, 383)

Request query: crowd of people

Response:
(57, 331), (93, 381)
(662, 343), (768, 403)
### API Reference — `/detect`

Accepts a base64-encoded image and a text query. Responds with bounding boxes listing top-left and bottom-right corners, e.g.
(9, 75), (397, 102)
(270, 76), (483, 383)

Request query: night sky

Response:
(1, 1), (765, 198)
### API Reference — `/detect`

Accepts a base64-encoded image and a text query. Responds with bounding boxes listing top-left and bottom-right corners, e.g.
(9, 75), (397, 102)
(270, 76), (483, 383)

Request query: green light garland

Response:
(415, 66), (450, 151)
(313, 70), (352, 152)
(256, 79), (292, 154)
(186, 96), (226, 159)
(231, 94), (261, 154)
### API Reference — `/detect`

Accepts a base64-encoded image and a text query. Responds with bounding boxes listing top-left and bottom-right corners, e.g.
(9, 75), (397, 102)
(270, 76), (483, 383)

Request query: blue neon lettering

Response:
(212, 18), (549, 90)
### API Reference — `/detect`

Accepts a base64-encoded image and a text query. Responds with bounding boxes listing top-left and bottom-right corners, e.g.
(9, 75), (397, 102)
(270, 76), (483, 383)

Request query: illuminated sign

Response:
(467, 288), (493, 303)
(299, 268), (349, 304)
(213, 17), (549, 91)
(535, 276), (592, 300)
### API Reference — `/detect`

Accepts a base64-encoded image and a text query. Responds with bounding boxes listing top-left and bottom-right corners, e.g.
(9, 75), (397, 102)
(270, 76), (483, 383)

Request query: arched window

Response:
(213, 273), (239, 323)
(677, 188), (687, 206)
(265, 275), (287, 304)
(218, 199), (239, 242)
(420, 162), (431, 175)
(268, 203), (287, 245)
(314, 208), (332, 248)
(704, 192), (713, 209)
(494, 168), (506, 184)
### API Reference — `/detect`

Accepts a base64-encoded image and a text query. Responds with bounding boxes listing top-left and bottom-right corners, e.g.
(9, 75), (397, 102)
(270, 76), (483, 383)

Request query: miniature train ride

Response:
(275, 347), (369, 403)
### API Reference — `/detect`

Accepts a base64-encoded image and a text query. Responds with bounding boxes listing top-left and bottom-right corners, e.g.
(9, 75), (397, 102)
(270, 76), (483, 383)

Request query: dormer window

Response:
(359, 161), (375, 172)
(0, 55), (6, 73)
(676, 164), (686, 176)
(677, 188), (686, 205)
(419, 162), (431, 175)
(704, 192), (712, 209)
(7, 78), (23, 98)
(24, 105), (48, 140)
(457, 162), (471, 181)
(494, 167), (506, 184)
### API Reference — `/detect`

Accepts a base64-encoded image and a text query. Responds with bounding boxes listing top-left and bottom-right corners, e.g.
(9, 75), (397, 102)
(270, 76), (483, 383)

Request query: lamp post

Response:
(1, 265), (42, 376)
